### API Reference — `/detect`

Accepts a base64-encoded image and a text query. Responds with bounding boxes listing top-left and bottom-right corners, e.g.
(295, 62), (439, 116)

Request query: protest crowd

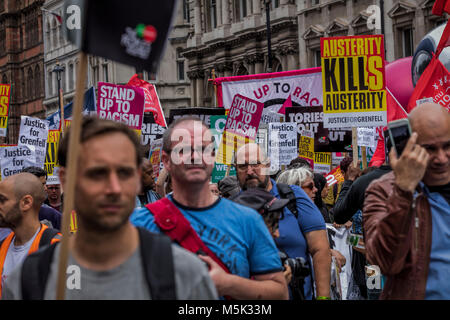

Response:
(0, 0), (449, 302)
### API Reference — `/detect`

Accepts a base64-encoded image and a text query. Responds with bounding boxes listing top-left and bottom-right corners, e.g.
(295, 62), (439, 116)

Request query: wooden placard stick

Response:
(361, 146), (367, 170)
(212, 68), (219, 108)
(352, 127), (358, 167)
(55, 52), (88, 300)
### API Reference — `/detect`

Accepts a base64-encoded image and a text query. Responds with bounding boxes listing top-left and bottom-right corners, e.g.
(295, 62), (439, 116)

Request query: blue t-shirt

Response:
(269, 179), (326, 300)
(130, 195), (282, 279)
(424, 184), (450, 299)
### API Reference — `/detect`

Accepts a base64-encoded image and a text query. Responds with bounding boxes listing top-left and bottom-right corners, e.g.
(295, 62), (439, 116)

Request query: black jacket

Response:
(332, 165), (392, 224)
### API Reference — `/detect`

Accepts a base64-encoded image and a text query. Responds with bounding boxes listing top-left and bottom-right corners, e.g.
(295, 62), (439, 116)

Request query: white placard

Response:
(357, 127), (376, 148)
(18, 116), (49, 168)
(268, 122), (297, 171)
(1, 145), (36, 178)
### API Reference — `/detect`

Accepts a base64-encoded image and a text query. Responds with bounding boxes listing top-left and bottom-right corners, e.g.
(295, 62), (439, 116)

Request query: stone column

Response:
(253, 0), (261, 14)
(194, 0), (202, 35)
(247, 0), (252, 15)
(222, 0), (230, 25)
(217, 0), (223, 26)
(187, 71), (197, 106)
(287, 53), (299, 70)
(196, 74), (204, 107)
(254, 53), (265, 74)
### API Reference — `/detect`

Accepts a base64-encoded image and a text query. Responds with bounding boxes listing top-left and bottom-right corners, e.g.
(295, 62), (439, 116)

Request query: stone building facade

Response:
(42, 0), (137, 117)
(0, 0), (46, 143)
(184, 0), (448, 107)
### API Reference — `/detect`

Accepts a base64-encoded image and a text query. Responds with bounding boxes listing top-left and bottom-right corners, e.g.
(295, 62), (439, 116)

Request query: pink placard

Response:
(97, 82), (145, 131)
(225, 94), (264, 140)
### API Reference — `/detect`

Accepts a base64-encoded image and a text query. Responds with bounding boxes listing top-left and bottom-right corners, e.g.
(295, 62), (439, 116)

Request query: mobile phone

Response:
(387, 119), (412, 157)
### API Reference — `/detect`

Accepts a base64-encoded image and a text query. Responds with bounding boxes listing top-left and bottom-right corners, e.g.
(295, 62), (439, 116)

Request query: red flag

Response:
(127, 74), (167, 127)
(42, 9), (63, 24)
(277, 94), (292, 115)
(432, 0), (450, 16)
(369, 88), (408, 167)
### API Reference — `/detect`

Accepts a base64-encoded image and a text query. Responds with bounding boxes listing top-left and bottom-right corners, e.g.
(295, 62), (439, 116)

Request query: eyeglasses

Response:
(235, 162), (264, 172)
(47, 186), (60, 191)
(301, 183), (315, 190)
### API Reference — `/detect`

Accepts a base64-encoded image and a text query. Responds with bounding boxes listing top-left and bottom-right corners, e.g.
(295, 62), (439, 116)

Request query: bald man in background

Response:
(364, 103), (450, 299)
(0, 173), (61, 297)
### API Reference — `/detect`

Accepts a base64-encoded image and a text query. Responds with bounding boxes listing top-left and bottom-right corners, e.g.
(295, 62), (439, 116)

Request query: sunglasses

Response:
(301, 183), (315, 190)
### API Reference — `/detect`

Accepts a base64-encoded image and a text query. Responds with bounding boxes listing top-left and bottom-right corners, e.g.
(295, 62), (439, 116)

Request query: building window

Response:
(178, 61), (185, 81)
(402, 28), (413, 57)
(35, 65), (41, 97)
(235, 0), (247, 21)
(314, 49), (321, 67)
(25, 10), (39, 48)
(0, 0), (4, 13)
(48, 70), (53, 96)
(52, 18), (58, 49)
(61, 66), (66, 93)
(0, 21), (5, 56)
(271, 0), (280, 9)
(183, 0), (190, 23)
(210, 0), (217, 29)
(2, 74), (7, 84)
(68, 63), (74, 90)
(28, 68), (34, 99)
(46, 19), (51, 51)
(102, 63), (109, 83)
(92, 65), (99, 85)
(176, 48), (185, 81)
(311, 0), (320, 6)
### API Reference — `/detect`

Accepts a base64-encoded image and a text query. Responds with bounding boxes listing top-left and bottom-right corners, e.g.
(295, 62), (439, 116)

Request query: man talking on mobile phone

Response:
(363, 103), (450, 300)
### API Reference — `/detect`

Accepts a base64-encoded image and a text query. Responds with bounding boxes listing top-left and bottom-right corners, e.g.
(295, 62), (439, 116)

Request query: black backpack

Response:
(277, 183), (299, 219)
(20, 227), (176, 300)
(0, 227), (61, 249)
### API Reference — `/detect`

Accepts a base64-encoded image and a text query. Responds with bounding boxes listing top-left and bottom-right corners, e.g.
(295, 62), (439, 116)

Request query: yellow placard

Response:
(321, 35), (387, 127)
(216, 131), (253, 165)
(0, 84), (11, 135)
(298, 135), (314, 161)
(314, 152), (332, 165)
(44, 130), (61, 176)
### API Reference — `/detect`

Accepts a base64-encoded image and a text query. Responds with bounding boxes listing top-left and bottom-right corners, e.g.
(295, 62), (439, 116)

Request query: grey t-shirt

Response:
(2, 244), (218, 300)
(1, 228), (40, 290)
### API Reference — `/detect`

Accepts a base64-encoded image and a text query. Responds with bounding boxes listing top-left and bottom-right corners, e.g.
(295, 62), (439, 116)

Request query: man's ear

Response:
(161, 151), (171, 172)
(20, 195), (33, 212)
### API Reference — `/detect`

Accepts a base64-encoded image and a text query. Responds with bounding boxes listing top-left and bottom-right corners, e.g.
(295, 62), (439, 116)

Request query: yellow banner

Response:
(321, 35), (387, 127)
(0, 84), (11, 135)
(216, 131), (253, 165)
(314, 152), (332, 165)
(44, 130), (61, 176)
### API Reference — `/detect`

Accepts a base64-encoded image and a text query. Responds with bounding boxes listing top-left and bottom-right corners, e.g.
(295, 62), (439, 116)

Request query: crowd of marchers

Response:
(0, 102), (449, 300)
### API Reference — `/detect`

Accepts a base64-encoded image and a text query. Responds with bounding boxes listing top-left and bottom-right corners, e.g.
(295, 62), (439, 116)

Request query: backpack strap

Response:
(145, 198), (231, 273)
(21, 243), (58, 300)
(39, 228), (62, 248)
(137, 227), (176, 300)
(277, 183), (299, 219)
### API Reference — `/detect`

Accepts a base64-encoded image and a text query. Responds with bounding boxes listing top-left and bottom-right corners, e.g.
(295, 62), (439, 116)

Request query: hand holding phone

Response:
(387, 119), (412, 157)
(389, 132), (430, 193)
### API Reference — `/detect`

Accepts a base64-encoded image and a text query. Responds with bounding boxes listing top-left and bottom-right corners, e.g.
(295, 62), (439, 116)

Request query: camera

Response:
(279, 251), (310, 300)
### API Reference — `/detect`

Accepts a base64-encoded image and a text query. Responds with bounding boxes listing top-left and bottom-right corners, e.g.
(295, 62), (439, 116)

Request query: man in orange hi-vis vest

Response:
(0, 173), (61, 298)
